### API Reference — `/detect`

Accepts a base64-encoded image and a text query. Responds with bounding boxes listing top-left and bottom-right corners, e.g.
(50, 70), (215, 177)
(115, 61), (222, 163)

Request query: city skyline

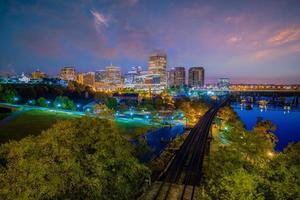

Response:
(1, 0), (300, 84)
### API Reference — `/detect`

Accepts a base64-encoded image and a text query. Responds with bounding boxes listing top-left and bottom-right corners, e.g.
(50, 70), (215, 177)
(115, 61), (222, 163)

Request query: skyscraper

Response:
(59, 66), (76, 81)
(168, 67), (186, 86)
(95, 70), (106, 83)
(188, 67), (204, 88)
(77, 72), (95, 87)
(105, 65), (121, 84)
(148, 53), (167, 85)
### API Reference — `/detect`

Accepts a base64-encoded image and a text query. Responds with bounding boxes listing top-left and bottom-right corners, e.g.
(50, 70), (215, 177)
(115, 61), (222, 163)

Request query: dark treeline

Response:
(0, 82), (94, 104)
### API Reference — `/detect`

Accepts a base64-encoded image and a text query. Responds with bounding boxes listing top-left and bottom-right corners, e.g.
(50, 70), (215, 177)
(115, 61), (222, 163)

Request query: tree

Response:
(93, 104), (115, 119)
(201, 106), (300, 200)
(106, 97), (118, 110)
(212, 169), (264, 200)
(0, 117), (150, 200)
(53, 96), (75, 110)
(263, 143), (300, 200)
(37, 97), (48, 107)
(0, 89), (17, 103)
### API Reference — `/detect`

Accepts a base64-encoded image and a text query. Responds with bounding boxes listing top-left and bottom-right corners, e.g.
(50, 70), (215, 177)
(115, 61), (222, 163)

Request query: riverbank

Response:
(231, 102), (300, 151)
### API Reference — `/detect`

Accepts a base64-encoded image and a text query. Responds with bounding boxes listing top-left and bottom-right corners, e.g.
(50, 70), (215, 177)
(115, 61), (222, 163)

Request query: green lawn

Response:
(0, 109), (158, 143)
(117, 120), (158, 139)
(0, 109), (79, 143)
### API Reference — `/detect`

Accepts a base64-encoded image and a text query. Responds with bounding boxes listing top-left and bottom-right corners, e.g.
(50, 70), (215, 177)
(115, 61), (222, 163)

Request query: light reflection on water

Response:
(231, 102), (300, 151)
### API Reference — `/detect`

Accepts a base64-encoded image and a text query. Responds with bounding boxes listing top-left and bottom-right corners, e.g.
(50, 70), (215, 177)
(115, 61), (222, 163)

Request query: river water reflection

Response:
(231, 103), (300, 151)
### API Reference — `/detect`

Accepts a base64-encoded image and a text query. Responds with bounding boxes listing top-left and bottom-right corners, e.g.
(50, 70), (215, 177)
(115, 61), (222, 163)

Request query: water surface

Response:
(231, 103), (300, 151)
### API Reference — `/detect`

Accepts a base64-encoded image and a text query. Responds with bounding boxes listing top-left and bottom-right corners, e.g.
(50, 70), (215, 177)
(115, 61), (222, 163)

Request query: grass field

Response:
(0, 109), (79, 143)
(0, 109), (158, 143)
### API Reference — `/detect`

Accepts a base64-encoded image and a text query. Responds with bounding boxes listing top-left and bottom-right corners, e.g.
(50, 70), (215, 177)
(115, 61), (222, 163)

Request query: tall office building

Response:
(168, 67), (185, 86)
(77, 72), (95, 87)
(188, 67), (204, 88)
(148, 53), (167, 85)
(106, 65), (121, 84)
(95, 70), (106, 83)
(83, 72), (95, 87)
(124, 66), (142, 86)
(59, 66), (76, 81)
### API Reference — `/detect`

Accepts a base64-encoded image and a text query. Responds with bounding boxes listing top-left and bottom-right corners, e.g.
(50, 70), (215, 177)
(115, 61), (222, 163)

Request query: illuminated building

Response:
(148, 53), (167, 85)
(218, 78), (230, 90)
(124, 66), (143, 86)
(18, 73), (30, 83)
(105, 65), (121, 84)
(95, 70), (106, 83)
(188, 67), (204, 88)
(31, 69), (47, 79)
(77, 72), (95, 87)
(83, 72), (95, 87)
(77, 73), (84, 84)
(59, 66), (76, 81)
(168, 67), (185, 86)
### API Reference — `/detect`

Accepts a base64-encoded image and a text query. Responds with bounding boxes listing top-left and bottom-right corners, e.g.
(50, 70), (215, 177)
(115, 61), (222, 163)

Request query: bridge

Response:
(140, 98), (228, 200)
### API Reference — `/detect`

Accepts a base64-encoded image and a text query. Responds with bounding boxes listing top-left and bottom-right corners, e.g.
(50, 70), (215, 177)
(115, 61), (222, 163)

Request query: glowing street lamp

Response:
(267, 151), (275, 158)
(13, 97), (19, 101)
(57, 103), (62, 108)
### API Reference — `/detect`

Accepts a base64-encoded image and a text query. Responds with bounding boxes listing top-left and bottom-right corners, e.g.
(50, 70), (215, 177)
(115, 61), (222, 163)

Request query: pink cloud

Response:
(267, 26), (300, 46)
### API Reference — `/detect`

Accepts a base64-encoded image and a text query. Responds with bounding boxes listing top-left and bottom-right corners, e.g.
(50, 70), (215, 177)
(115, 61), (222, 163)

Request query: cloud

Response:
(228, 36), (242, 44)
(90, 9), (109, 32)
(268, 26), (300, 46)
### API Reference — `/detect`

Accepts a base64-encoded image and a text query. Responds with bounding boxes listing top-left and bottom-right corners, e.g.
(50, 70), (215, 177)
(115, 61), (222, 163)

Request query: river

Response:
(231, 102), (300, 151)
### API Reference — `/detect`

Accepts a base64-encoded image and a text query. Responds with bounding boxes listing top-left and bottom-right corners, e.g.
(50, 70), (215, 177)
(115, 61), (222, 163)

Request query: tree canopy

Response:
(199, 106), (300, 200)
(0, 117), (150, 200)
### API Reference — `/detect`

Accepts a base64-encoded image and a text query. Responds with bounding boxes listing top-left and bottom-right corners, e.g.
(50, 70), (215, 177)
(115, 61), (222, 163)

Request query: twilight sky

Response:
(0, 0), (300, 84)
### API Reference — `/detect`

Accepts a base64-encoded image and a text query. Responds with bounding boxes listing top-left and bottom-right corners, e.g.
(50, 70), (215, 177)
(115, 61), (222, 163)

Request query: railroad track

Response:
(141, 98), (229, 200)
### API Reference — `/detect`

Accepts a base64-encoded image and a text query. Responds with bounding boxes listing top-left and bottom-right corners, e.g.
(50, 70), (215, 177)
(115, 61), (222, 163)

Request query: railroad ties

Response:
(140, 98), (229, 200)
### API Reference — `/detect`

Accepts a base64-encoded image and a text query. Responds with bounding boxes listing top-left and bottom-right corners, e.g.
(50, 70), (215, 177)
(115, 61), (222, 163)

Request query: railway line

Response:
(141, 98), (228, 200)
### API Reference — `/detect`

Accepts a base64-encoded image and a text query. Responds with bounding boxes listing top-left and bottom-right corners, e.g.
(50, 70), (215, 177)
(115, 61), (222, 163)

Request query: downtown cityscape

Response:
(0, 0), (300, 200)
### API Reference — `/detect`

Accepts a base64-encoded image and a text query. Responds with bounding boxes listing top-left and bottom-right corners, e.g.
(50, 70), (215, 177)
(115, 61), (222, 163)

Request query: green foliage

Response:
(216, 169), (264, 200)
(200, 106), (300, 200)
(176, 99), (208, 125)
(106, 97), (118, 110)
(264, 143), (300, 200)
(53, 96), (75, 110)
(0, 117), (150, 200)
(0, 89), (17, 103)
(93, 103), (115, 119)
(37, 97), (48, 107)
